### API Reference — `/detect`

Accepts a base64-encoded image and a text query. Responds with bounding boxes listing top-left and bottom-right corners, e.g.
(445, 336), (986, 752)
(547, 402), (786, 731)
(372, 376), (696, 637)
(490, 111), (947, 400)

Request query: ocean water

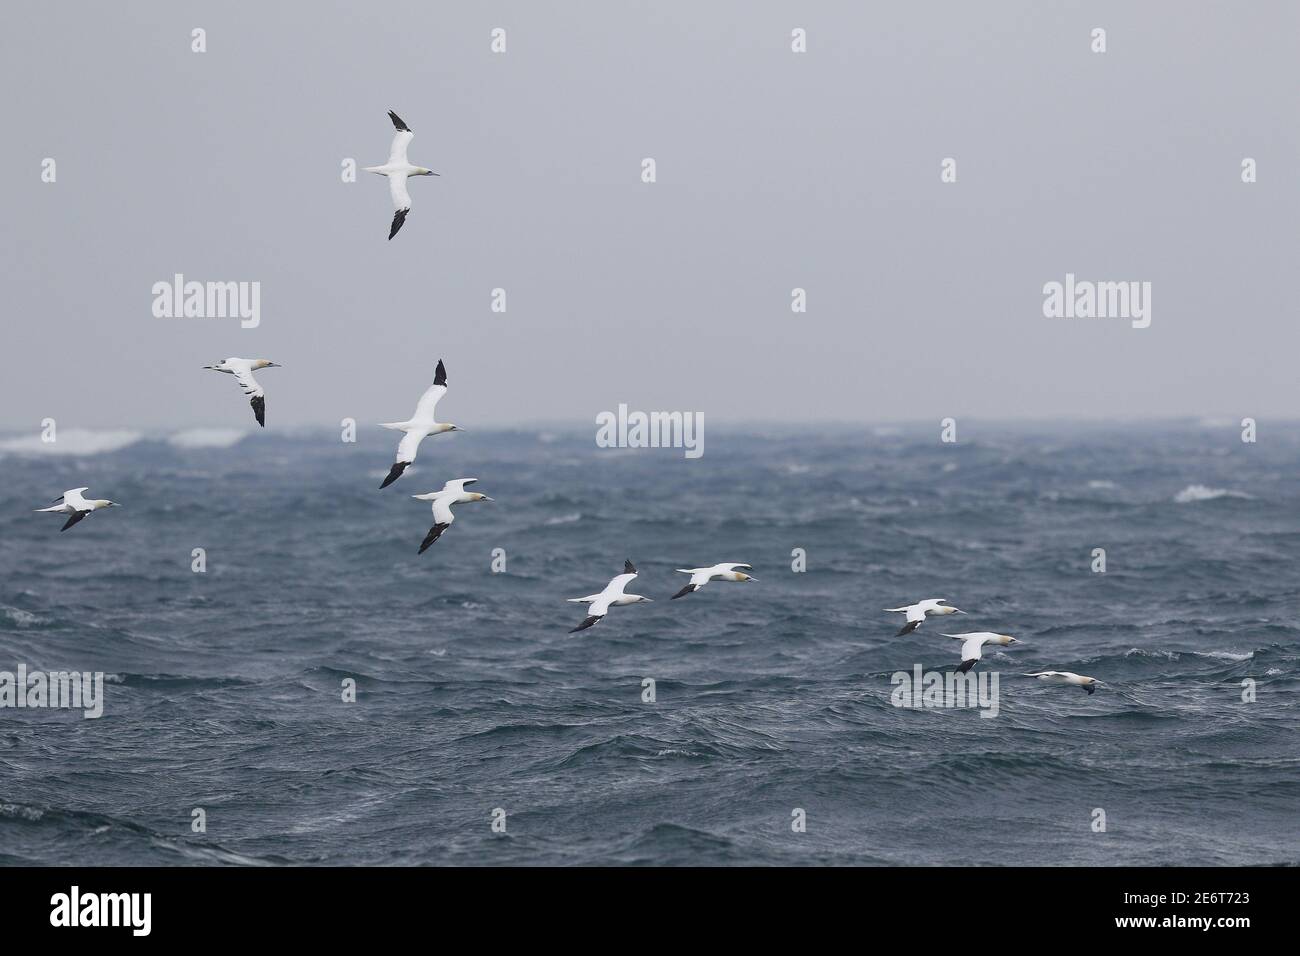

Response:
(1, 422), (1297, 866)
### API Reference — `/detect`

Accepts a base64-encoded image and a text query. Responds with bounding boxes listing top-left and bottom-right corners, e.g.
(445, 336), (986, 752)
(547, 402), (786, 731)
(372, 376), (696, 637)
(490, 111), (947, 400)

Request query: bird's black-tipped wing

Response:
(61, 510), (89, 532)
(624, 559), (637, 575)
(671, 584), (697, 600)
(249, 395), (265, 427)
(433, 359), (447, 387)
(418, 523), (450, 554)
(388, 110), (410, 132)
(380, 461), (409, 489)
(389, 208), (409, 240)
(896, 619), (922, 636)
(569, 615), (602, 634)
(956, 658), (977, 674)
(1084, 684), (1095, 695)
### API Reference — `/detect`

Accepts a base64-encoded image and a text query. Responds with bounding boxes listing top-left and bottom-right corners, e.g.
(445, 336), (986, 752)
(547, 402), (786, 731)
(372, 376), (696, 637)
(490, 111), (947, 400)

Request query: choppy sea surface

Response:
(1, 422), (1297, 866)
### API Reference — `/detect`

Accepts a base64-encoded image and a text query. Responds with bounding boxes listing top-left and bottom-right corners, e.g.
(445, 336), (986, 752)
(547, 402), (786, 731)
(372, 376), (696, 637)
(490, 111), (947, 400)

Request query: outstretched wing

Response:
(602, 573), (636, 597)
(410, 361), (448, 422)
(61, 510), (90, 532)
(389, 173), (411, 212)
(430, 496), (456, 526)
(387, 110), (414, 164)
(396, 430), (424, 465)
(231, 367), (264, 398)
(441, 478), (478, 495)
(960, 636), (986, 663)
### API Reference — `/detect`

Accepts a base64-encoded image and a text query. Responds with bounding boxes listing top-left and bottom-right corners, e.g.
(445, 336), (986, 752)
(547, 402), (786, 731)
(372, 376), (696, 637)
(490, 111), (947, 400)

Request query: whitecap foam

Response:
(545, 512), (582, 526)
(1, 606), (40, 628)
(1087, 479), (1117, 489)
(0, 428), (142, 457)
(1206, 650), (1253, 662)
(167, 428), (247, 449)
(1174, 484), (1252, 504)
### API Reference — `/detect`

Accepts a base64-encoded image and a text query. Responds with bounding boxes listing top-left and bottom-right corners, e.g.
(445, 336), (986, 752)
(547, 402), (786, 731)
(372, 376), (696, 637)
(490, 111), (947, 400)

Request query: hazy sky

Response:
(2, 1), (1296, 429)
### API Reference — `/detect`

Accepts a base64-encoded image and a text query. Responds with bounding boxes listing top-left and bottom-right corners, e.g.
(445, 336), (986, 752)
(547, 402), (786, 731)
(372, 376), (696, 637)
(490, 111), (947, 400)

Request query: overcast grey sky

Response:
(2, 1), (1296, 429)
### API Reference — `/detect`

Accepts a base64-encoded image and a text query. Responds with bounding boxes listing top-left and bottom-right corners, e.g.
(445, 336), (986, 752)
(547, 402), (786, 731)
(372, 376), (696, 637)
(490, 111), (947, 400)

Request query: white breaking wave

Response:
(0, 429), (142, 457)
(1173, 484), (1252, 504)
(1088, 479), (1117, 489)
(167, 428), (248, 449)
(545, 512), (582, 525)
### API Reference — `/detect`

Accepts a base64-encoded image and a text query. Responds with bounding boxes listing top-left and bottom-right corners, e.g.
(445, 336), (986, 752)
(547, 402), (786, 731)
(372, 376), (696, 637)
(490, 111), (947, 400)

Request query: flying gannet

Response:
(35, 487), (121, 531)
(568, 560), (652, 633)
(941, 632), (1022, 673)
(1024, 671), (1104, 695)
(411, 478), (493, 553)
(884, 598), (965, 636)
(671, 563), (757, 599)
(365, 110), (439, 240)
(202, 358), (281, 427)
(379, 359), (463, 489)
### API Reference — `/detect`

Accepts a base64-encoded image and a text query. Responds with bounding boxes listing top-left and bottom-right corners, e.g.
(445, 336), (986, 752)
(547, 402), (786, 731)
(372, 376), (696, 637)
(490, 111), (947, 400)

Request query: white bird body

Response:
(203, 357), (280, 427)
(940, 631), (1022, 673)
(364, 110), (439, 239)
(35, 487), (120, 531)
(569, 561), (652, 632)
(672, 562), (756, 599)
(884, 598), (965, 635)
(410, 478), (492, 553)
(1024, 671), (1104, 694)
(379, 359), (461, 489)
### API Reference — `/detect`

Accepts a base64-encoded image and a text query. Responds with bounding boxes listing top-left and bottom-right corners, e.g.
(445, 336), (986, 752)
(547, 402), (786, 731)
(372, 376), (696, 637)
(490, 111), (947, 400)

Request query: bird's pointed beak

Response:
(747, 576), (759, 582)
(956, 609), (967, 614)
(481, 496), (494, 502)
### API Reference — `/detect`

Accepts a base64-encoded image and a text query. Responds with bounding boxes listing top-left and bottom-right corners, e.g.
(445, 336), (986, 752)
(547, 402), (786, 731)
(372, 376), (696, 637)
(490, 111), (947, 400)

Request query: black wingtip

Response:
(418, 523), (449, 554)
(624, 559), (637, 575)
(60, 511), (88, 532)
(1084, 684), (1096, 695)
(433, 359), (447, 387)
(380, 461), (408, 489)
(956, 659), (977, 674)
(250, 395), (266, 427)
(569, 616), (600, 634)
(896, 620), (921, 636)
(671, 584), (695, 600)
(388, 109), (410, 132)
(388, 207), (409, 240)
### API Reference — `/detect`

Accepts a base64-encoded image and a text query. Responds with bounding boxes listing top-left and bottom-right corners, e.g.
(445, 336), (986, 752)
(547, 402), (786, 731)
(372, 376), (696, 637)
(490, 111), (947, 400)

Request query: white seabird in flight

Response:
(671, 563), (757, 599)
(941, 632), (1022, 673)
(411, 478), (493, 553)
(884, 598), (965, 636)
(202, 358), (281, 427)
(379, 359), (463, 489)
(1024, 671), (1104, 695)
(35, 487), (121, 532)
(568, 560), (653, 633)
(364, 110), (439, 240)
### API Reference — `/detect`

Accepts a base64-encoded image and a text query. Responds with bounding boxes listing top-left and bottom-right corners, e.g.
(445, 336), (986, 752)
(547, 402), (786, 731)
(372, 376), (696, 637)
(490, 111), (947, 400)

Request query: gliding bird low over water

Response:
(568, 560), (653, 633)
(365, 110), (439, 240)
(943, 632), (1022, 674)
(411, 479), (493, 553)
(1025, 671), (1104, 695)
(379, 359), (463, 489)
(671, 563), (757, 599)
(885, 598), (965, 636)
(35, 487), (121, 531)
(203, 358), (281, 427)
